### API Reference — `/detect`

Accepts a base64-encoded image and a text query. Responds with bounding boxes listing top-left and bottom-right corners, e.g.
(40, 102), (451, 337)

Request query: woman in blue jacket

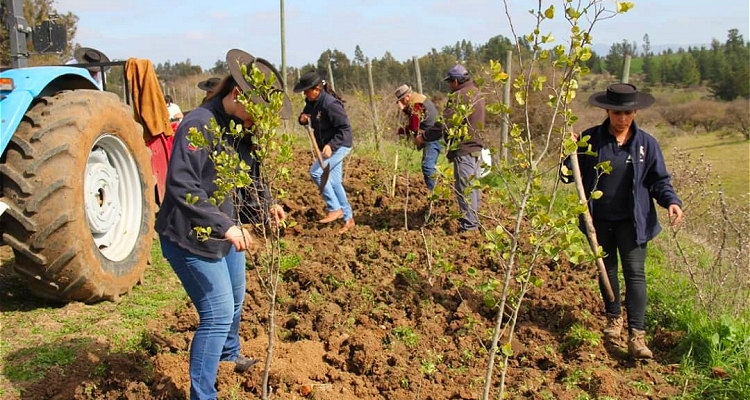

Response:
(155, 49), (289, 400)
(563, 83), (684, 359)
(294, 71), (355, 234)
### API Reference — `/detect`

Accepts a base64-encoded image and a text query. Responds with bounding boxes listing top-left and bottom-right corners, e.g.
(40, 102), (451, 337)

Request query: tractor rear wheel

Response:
(1, 90), (156, 303)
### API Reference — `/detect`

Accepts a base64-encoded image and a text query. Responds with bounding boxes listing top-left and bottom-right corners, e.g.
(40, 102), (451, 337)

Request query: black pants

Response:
(594, 219), (648, 331)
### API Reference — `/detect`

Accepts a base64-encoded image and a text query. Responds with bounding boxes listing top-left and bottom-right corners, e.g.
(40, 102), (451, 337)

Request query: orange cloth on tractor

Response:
(125, 58), (174, 139)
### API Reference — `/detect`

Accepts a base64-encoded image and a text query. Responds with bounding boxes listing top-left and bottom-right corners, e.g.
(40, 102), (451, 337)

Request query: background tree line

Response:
(603, 29), (749, 100)
(2, 0), (747, 102)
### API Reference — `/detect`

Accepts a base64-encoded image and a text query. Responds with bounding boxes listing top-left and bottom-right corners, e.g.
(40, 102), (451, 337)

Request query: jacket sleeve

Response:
(165, 119), (234, 236)
(560, 155), (574, 184)
(408, 104), (423, 134)
(644, 139), (682, 208)
(236, 139), (274, 223)
(298, 101), (313, 125)
(324, 99), (351, 152)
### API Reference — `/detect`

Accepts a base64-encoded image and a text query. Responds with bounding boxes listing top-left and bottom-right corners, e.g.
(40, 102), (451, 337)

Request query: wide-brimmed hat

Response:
(394, 84), (412, 102)
(588, 83), (655, 111)
(73, 47), (111, 72)
(226, 48), (292, 119)
(443, 64), (469, 81)
(197, 77), (221, 92)
(293, 70), (322, 93)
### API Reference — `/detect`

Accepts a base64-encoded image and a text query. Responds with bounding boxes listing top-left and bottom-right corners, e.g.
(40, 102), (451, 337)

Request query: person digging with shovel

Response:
(294, 70), (355, 234)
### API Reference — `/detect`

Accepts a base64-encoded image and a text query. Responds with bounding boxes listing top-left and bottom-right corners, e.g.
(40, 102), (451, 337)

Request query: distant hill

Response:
(591, 43), (713, 56)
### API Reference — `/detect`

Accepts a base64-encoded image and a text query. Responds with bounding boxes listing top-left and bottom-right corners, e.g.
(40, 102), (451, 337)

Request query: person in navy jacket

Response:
(562, 83), (684, 359)
(155, 49), (289, 400)
(294, 71), (355, 234)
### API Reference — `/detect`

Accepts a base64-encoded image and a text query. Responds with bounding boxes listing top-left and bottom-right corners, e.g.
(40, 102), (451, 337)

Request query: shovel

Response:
(305, 122), (331, 191)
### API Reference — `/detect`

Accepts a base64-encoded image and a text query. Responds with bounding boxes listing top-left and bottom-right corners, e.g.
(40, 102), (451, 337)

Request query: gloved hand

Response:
(397, 127), (406, 136)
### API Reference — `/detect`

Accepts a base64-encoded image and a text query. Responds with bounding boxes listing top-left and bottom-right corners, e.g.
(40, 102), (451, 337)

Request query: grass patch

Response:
(647, 242), (750, 399)
(661, 133), (749, 200)
(3, 342), (83, 381)
(0, 238), (187, 389)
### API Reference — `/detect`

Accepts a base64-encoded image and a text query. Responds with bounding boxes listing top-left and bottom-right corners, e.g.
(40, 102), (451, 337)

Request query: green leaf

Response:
(543, 5), (555, 19)
(561, 165), (572, 177)
(616, 2), (634, 13)
(501, 342), (514, 357)
(590, 190), (603, 200)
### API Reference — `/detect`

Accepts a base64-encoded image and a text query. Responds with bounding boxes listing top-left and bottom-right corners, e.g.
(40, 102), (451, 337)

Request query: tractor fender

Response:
(1, 66), (99, 156)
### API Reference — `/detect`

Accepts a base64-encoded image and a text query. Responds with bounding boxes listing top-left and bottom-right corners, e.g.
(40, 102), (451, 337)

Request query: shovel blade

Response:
(319, 166), (332, 191)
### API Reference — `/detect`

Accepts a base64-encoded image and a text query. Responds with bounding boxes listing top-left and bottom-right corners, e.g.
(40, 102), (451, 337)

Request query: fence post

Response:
(413, 56), (423, 93)
(367, 60), (380, 151)
(280, 0), (287, 92)
(327, 60), (335, 92)
(621, 54), (632, 84)
(500, 50), (512, 162)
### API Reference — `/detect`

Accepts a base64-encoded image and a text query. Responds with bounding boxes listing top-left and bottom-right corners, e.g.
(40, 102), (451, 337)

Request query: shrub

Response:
(723, 99), (750, 140)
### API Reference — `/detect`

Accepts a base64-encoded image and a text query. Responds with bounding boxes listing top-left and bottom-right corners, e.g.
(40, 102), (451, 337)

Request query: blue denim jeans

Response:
(594, 219), (648, 331)
(310, 146), (353, 221)
(454, 154), (481, 231)
(421, 140), (443, 191)
(159, 236), (246, 400)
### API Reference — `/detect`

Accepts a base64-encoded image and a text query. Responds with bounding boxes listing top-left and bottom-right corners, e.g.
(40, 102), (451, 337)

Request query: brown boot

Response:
(628, 329), (653, 359)
(338, 218), (355, 234)
(603, 313), (623, 340)
(319, 209), (343, 223)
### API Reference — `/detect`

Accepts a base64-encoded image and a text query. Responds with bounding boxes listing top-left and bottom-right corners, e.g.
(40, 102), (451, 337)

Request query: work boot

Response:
(233, 355), (260, 373)
(319, 209), (343, 224)
(338, 218), (355, 234)
(628, 329), (653, 359)
(603, 313), (623, 340)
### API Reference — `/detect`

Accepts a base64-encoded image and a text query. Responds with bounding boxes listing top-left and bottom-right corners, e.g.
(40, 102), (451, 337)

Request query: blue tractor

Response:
(0, 0), (158, 303)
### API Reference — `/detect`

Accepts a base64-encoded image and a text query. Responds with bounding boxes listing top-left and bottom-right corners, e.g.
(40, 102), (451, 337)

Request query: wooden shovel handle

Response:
(305, 123), (326, 166)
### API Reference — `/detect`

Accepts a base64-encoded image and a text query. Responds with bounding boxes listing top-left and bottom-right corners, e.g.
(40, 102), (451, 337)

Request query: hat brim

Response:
(292, 77), (321, 93)
(73, 47), (111, 72)
(226, 48), (292, 119)
(588, 91), (655, 111)
(197, 78), (220, 91)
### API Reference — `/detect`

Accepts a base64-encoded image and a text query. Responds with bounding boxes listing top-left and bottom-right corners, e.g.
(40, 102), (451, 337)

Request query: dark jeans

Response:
(421, 140), (442, 191)
(594, 219), (648, 331)
(453, 154), (481, 231)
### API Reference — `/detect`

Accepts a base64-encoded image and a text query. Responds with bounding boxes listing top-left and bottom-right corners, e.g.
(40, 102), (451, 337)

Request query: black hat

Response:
(293, 70), (322, 93)
(588, 83), (655, 111)
(197, 77), (221, 91)
(73, 47), (111, 72)
(226, 48), (292, 119)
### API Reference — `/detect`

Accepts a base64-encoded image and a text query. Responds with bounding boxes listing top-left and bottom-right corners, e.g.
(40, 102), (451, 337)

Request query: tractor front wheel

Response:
(1, 90), (156, 303)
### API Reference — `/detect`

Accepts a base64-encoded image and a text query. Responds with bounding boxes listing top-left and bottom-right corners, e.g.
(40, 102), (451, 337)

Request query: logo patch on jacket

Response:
(638, 145), (645, 163)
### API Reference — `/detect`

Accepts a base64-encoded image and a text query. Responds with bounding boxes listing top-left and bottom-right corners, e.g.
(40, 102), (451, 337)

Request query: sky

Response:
(53, 0), (749, 70)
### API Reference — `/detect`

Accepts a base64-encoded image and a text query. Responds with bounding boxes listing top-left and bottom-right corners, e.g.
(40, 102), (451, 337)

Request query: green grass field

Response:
(661, 133), (749, 200)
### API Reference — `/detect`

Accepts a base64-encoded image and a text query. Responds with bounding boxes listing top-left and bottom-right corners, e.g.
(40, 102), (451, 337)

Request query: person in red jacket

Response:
(394, 84), (443, 191)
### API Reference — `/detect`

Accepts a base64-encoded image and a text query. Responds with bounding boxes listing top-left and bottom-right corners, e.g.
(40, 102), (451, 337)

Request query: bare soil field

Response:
(0, 152), (686, 399)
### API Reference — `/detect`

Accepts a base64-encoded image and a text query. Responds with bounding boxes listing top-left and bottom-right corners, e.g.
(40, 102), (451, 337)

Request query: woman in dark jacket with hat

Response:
(562, 83), (684, 359)
(294, 71), (355, 234)
(155, 49), (289, 400)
